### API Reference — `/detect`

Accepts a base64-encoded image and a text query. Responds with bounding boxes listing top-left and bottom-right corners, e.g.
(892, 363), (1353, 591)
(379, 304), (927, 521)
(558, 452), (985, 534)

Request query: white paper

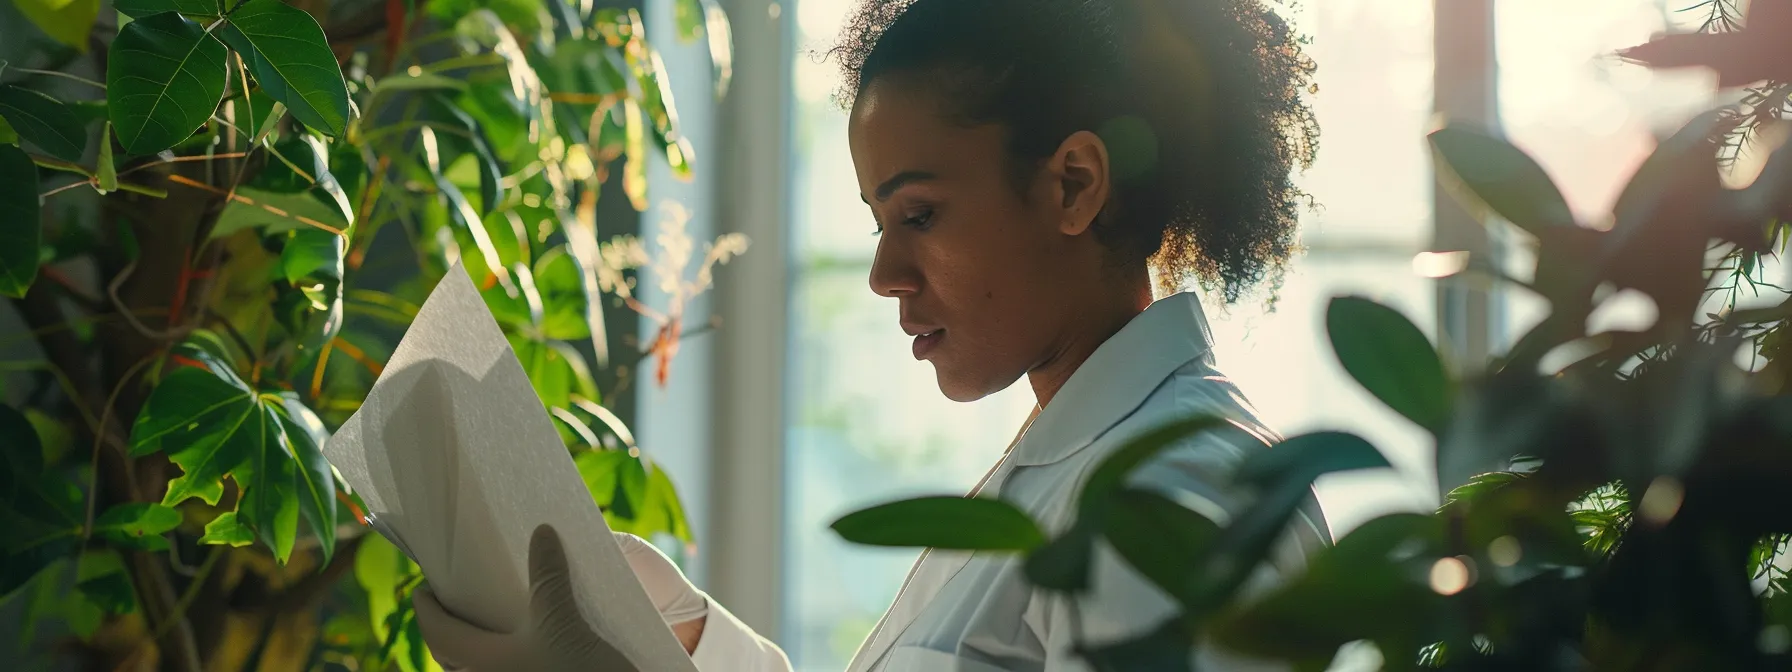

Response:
(323, 262), (698, 671)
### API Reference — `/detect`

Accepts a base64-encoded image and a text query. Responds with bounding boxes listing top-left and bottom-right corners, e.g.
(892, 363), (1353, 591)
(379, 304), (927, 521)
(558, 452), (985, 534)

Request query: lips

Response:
(911, 329), (945, 360)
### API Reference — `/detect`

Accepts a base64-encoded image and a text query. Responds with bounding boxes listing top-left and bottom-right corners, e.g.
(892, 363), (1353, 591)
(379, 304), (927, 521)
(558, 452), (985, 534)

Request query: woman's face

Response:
(848, 75), (1113, 402)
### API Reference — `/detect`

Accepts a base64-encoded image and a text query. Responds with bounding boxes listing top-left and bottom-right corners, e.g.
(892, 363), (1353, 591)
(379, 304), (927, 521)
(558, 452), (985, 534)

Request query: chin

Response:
(930, 363), (1018, 403)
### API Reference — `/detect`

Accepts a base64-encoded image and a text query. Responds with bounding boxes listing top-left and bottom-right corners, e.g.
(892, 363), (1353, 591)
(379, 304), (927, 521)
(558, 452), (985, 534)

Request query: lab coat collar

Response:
(1011, 291), (1217, 468)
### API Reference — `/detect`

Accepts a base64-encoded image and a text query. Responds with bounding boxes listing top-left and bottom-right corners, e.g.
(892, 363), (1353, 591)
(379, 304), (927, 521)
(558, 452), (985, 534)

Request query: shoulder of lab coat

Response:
(1004, 293), (1332, 671)
(689, 595), (793, 672)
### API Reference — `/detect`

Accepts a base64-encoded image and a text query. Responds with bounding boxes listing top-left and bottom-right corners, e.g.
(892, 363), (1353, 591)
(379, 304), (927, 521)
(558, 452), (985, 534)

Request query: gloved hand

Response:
(414, 524), (638, 671)
(413, 525), (710, 671)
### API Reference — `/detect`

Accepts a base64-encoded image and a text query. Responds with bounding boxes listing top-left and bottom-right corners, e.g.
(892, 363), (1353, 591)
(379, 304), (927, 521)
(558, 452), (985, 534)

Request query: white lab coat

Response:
(690, 292), (1333, 671)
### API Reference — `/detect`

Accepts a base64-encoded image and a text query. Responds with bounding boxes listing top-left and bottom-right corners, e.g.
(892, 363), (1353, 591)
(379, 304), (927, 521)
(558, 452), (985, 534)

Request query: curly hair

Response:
(829, 0), (1319, 302)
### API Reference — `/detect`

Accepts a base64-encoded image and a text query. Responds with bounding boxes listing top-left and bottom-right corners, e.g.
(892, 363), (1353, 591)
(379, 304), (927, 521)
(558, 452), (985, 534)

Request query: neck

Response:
(1027, 281), (1154, 408)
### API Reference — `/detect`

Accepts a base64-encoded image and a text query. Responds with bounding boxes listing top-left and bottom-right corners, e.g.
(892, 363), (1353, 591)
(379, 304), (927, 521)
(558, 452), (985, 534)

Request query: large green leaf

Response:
(107, 12), (228, 155)
(1103, 488), (1222, 607)
(1327, 297), (1453, 434)
(272, 391), (337, 563)
(1233, 431), (1390, 490)
(510, 336), (595, 413)
(13, 0), (101, 51)
(128, 347), (303, 563)
(425, 94), (505, 217)
(0, 145), (41, 299)
(0, 115), (18, 145)
(1429, 125), (1576, 235)
(113, 0), (220, 18)
(831, 496), (1046, 551)
(0, 84), (87, 162)
(219, 0), (349, 136)
(92, 502), (181, 551)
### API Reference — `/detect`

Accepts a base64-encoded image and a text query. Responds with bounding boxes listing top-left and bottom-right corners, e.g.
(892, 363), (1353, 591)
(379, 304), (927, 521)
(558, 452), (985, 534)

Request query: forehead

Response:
(847, 77), (1009, 193)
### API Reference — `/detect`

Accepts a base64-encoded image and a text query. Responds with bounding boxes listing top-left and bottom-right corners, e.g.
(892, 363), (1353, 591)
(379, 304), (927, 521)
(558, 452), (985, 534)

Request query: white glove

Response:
(413, 524), (641, 671)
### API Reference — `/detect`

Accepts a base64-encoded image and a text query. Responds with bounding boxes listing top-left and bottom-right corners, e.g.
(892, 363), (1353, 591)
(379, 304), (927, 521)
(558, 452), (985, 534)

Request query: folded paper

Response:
(324, 262), (697, 671)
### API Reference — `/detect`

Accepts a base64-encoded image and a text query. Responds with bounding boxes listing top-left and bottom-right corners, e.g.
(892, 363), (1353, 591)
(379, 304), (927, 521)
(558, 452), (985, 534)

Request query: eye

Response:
(902, 207), (934, 230)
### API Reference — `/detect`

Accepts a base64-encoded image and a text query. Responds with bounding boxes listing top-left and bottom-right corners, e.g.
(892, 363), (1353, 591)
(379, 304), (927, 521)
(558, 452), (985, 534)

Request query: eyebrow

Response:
(862, 170), (938, 204)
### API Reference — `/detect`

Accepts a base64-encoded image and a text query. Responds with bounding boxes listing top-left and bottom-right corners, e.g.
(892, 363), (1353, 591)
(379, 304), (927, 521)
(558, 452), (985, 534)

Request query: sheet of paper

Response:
(323, 262), (698, 671)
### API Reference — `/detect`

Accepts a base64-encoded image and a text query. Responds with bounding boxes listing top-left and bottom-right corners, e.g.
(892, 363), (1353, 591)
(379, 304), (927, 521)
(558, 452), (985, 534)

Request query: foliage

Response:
(832, 4), (1792, 671)
(0, 0), (736, 669)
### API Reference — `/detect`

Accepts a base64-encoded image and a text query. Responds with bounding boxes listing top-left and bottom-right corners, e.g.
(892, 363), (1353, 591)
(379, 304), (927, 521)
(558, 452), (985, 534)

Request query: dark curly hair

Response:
(829, 0), (1319, 302)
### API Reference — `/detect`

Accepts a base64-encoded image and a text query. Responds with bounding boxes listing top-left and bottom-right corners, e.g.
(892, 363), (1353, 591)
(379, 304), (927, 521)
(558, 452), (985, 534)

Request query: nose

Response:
(868, 233), (920, 298)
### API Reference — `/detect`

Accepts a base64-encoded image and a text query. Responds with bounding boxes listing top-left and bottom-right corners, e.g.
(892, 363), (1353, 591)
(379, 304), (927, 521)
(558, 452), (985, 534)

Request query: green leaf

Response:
(831, 495), (1046, 551)
(1211, 513), (1446, 666)
(1429, 125), (1575, 234)
(1024, 524), (1095, 593)
(372, 72), (467, 95)
(106, 13), (228, 155)
(422, 127), (515, 295)
(536, 246), (590, 339)
(0, 145), (41, 299)
(575, 449), (628, 509)
(219, 0), (349, 136)
(0, 84), (87, 162)
(13, 0), (101, 51)
(510, 336), (594, 413)
(199, 511), (254, 546)
(92, 502), (181, 551)
(74, 550), (136, 616)
(1611, 110), (1727, 233)
(128, 363), (302, 563)
(271, 391), (337, 564)
(621, 99), (648, 211)
(1327, 297), (1453, 434)
(426, 93), (505, 217)
(0, 403), (46, 502)
(1079, 416), (1228, 515)
(212, 186), (349, 239)
(1079, 620), (1195, 672)
(0, 115), (17, 145)
(673, 0), (703, 40)
(113, 0), (219, 18)
(1234, 431), (1390, 490)
(1103, 488), (1222, 606)
(88, 127), (116, 199)
(280, 228), (345, 285)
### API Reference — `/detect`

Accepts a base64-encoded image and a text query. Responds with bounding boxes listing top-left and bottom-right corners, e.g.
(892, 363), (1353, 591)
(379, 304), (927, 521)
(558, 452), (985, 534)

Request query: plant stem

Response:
(82, 356), (157, 541)
(151, 547), (223, 642)
(8, 66), (106, 90)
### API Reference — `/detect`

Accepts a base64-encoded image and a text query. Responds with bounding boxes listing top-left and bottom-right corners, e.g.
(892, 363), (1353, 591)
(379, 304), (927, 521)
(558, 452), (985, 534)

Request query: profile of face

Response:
(848, 74), (1117, 403)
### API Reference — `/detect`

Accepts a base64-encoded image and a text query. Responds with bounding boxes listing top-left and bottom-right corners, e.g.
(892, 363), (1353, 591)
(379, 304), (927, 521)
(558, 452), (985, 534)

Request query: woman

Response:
(414, 0), (1331, 669)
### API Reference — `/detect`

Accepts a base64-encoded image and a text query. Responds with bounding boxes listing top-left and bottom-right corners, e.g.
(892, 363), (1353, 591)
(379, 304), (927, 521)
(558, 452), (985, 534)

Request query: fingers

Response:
(414, 586), (505, 671)
(528, 525), (643, 671)
(528, 524), (589, 638)
(611, 532), (708, 625)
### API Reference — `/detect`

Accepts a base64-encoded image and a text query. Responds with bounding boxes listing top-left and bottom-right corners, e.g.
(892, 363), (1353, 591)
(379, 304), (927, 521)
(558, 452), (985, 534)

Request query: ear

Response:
(1049, 130), (1111, 236)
